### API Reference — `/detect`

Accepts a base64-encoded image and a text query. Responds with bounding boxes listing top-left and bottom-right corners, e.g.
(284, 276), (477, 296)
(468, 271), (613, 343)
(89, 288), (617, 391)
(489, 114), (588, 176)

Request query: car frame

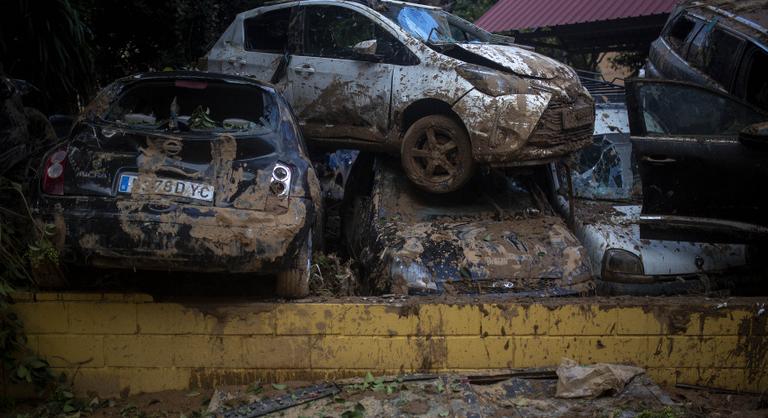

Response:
(31, 71), (321, 298)
(207, 0), (594, 194)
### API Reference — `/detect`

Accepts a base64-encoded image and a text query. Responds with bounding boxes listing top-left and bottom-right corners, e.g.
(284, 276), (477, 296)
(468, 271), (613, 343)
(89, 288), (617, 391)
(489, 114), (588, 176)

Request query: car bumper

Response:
(452, 89), (594, 166)
(34, 196), (314, 273)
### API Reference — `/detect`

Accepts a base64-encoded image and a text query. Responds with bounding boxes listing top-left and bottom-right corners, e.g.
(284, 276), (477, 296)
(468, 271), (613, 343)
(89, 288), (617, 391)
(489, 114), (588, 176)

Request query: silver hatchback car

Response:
(208, 0), (594, 193)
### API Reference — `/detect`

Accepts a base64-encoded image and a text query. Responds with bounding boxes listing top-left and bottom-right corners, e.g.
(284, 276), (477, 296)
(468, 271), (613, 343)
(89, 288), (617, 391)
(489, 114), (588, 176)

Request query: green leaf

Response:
(16, 364), (29, 379)
(364, 372), (375, 384)
(247, 382), (263, 395)
(28, 359), (48, 369)
(271, 383), (287, 390)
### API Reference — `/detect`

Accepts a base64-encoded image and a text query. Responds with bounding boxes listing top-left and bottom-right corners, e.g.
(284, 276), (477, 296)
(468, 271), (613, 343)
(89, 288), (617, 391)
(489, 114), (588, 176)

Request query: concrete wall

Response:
(10, 292), (768, 396)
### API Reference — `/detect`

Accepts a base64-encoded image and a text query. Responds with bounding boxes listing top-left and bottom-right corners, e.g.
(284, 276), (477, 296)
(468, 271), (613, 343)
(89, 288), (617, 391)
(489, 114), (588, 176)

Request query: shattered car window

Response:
(383, 5), (486, 44)
(103, 80), (278, 133)
(563, 135), (640, 202)
(634, 82), (766, 136)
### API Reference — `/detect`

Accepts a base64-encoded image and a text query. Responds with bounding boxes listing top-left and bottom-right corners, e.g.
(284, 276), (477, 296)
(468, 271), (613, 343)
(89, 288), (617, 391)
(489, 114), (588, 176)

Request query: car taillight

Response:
(270, 162), (292, 197)
(42, 149), (67, 195)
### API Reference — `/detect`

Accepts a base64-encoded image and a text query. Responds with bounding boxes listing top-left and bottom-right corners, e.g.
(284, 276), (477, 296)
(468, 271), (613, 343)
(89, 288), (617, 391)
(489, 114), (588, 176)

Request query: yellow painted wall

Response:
(10, 292), (768, 396)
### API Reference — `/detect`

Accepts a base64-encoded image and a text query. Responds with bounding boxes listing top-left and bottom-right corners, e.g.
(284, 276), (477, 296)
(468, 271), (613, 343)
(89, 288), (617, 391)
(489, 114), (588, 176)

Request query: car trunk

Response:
(65, 126), (278, 211)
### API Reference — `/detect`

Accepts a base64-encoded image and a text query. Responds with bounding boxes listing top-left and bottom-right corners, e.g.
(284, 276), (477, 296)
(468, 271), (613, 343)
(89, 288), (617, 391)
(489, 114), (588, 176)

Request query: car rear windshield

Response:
(103, 79), (278, 134)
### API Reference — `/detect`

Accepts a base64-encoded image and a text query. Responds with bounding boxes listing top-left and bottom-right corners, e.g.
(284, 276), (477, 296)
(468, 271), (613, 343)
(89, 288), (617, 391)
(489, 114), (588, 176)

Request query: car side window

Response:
(664, 14), (696, 53)
(743, 48), (768, 112)
(704, 28), (744, 87)
(244, 8), (291, 53)
(628, 81), (766, 137)
(303, 5), (416, 65)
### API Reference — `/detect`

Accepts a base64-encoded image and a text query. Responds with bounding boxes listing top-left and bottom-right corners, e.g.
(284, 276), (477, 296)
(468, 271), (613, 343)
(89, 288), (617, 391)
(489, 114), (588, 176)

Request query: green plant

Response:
(0, 177), (59, 409)
(636, 407), (683, 418)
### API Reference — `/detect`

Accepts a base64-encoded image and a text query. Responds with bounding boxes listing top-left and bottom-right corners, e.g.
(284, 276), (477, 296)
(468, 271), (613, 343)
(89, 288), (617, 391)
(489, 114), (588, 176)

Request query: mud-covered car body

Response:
(345, 156), (593, 296)
(644, 0), (768, 108)
(208, 0), (594, 192)
(32, 72), (320, 279)
(550, 100), (751, 295)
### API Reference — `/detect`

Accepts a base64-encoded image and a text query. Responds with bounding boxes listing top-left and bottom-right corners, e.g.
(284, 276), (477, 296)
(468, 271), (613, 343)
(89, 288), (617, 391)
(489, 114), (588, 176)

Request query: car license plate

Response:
(118, 174), (214, 202)
(562, 106), (593, 129)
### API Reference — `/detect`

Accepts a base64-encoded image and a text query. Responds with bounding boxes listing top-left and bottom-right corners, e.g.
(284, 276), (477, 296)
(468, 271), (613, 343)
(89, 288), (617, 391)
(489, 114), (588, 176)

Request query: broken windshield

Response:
(103, 80), (278, 134)
(383, 4), (486, 44)
(562, 134), (641, 202)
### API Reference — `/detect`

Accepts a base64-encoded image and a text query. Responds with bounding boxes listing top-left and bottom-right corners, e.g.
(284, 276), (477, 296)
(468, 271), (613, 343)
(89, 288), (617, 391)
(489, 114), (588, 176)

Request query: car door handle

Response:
(642, 156), (676, 164)
(293, 65), (315, 74)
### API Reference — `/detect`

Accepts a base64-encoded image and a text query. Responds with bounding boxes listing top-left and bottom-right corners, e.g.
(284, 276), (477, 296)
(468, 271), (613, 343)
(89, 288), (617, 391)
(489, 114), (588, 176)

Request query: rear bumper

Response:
(33, 196), (314, 274)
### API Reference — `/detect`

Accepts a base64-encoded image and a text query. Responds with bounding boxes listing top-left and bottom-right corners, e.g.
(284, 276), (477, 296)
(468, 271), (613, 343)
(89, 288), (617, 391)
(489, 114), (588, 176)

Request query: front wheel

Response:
(401, 115), (474, 194)
(275, 230), (312, 299)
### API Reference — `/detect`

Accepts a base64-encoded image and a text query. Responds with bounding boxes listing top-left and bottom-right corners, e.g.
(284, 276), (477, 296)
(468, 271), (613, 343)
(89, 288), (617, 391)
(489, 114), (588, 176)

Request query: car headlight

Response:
(456, 64), (529, 97)
(602, 249), (644, 276)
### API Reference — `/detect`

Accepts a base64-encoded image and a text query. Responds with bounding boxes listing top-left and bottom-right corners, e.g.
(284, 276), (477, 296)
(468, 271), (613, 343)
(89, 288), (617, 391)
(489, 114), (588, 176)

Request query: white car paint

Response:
(207, 0), (592, 164)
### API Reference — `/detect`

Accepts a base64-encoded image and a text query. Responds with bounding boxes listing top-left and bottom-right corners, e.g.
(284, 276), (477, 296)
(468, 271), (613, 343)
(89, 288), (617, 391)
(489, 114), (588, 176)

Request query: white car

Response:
(207, 0), (594, 193)
(549, 100), (751, 295)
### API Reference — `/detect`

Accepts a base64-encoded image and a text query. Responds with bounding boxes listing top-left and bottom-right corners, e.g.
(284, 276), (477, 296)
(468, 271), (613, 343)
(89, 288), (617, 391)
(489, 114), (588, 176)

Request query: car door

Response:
(287, 4), (399, 143)
(626, 79), (768, 236)
(239, 6), (296, 95)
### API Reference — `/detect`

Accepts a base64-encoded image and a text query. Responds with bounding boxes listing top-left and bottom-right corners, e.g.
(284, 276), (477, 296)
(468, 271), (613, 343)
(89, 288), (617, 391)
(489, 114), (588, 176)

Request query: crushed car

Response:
(31, 71), (321, 298)
(207, 0), (594, 194)
(549, 85), (754, 296)
(343, 155), (593, 296)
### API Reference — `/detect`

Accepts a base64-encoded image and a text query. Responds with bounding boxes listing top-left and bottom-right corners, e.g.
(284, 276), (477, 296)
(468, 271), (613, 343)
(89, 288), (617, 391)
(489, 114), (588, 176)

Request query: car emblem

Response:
(162, 139), (183, 156)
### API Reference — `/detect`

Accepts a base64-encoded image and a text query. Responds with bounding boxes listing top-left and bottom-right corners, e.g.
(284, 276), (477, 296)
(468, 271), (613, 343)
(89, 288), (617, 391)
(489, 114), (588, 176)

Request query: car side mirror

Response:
(739, 121), (768, 149)
(352, 39), (378, 58)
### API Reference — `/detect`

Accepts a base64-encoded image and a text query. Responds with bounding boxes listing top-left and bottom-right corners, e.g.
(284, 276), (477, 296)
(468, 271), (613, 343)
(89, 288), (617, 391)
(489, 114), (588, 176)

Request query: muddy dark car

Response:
(344, 156), (593, 296)
(208, 0), (594, 194)
(32, 72), (321, 298)
(644, 0), (768, 111)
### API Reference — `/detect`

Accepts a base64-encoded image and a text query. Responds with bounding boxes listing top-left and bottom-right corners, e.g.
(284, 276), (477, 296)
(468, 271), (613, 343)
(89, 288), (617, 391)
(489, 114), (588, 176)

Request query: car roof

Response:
(685, 0), (768, 41)
(118, 71), (276, 91)
(261, 0), (442, 11)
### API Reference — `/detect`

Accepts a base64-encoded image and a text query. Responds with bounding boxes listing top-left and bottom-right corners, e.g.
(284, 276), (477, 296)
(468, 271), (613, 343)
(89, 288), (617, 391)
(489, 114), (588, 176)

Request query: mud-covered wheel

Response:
(275, 231), (312, 299)
(401, 115), (474, 194)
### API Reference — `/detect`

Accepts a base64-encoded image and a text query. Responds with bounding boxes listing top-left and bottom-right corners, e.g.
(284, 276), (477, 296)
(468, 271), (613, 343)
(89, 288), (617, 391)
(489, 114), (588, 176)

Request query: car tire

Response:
(401, 115), (474, 194)
(275, 230), (312, 299)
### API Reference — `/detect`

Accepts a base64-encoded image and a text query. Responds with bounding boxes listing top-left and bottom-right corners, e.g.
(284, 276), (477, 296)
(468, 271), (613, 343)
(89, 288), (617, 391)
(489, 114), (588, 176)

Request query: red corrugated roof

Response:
(476, 0), (680, 32)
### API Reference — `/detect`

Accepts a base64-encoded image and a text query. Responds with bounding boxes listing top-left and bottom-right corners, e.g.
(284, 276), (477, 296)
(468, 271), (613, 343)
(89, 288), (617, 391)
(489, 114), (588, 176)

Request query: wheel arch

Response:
(398, 98), (469, 139)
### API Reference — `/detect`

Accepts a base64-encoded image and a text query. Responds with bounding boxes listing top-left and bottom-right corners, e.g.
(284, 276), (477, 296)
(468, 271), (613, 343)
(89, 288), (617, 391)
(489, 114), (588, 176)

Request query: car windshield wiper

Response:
(426, 26), (446, 44)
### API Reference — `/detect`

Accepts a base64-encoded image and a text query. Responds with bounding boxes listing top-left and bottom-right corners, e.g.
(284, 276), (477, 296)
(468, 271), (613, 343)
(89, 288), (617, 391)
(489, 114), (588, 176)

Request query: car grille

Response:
(526, 98), (595, 148)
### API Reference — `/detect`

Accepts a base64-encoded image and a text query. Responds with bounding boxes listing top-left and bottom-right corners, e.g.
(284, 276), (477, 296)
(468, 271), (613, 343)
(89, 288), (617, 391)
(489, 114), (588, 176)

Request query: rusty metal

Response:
(222, 383), (340, 418)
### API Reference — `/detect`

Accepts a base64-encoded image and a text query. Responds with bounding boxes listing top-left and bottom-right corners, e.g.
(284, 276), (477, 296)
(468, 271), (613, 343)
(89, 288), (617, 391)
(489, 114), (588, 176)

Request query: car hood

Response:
(455, 43), (574, 80)
(383, 216), (593, 295)
(571, 201), (748, 276)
